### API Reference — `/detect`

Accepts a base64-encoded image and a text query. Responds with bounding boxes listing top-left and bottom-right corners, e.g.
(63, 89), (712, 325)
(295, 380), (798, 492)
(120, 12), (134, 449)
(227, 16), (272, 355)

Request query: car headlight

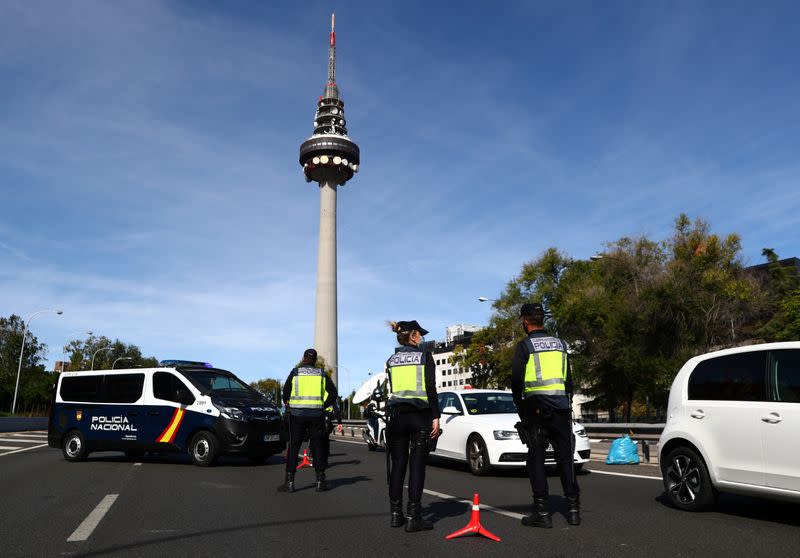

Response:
(575, 427), (588, 438)
(213, 402), (246, 421)
(493, 430), (520, 441)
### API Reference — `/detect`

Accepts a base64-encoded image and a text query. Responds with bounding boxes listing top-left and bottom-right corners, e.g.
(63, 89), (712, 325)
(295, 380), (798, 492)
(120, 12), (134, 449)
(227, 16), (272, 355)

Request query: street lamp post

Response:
(61, 330), (93, 373)
(91, 346), (114, 371)
(12, 309), (63, 415)
(112, 357), (133, 369)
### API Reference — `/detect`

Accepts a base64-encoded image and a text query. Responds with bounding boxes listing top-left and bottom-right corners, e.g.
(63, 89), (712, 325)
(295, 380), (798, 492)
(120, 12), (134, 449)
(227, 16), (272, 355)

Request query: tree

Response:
(0, 315), (49, 413)
(755, 248), (800, 341)
(454, 215), (766, 422)
(63, 334), (158, 371)
(250, 378), (283, 402)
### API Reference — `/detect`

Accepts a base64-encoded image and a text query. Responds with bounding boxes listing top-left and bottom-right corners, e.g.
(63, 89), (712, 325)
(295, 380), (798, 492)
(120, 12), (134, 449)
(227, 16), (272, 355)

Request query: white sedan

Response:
(431, 389), (591, 476)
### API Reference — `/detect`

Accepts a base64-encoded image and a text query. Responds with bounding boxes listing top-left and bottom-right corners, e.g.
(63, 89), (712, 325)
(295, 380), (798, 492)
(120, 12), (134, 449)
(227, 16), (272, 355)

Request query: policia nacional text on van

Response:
(383, 320), (441, 532)
(279, 348), (339, 493)
(512, 303), (581, 528)
(48, 361), (284, 466)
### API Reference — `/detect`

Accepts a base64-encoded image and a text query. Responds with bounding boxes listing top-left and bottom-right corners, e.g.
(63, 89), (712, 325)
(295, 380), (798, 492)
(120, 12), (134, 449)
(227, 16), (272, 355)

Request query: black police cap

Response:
(396, 320), (429, 337)
(520, 303), (545, 317)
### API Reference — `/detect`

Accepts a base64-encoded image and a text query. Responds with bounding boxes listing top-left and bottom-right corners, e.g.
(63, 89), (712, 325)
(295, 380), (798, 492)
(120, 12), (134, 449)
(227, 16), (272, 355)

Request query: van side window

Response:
(688, 352), (767, 401)
(771, 349), (800, 403)
(60, 375), (104, 402)
(154, 372), (194, 404)
(105, 374), (145, 403)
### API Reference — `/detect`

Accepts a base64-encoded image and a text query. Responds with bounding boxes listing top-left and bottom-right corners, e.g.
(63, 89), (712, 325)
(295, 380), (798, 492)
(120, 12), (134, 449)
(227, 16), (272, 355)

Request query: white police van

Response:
(48, 361), (284, 466)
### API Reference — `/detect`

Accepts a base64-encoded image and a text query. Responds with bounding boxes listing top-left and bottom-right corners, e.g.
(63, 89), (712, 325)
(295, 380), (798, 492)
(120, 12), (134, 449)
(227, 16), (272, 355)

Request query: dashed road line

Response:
(587, 469), (661, 480)
(422, 488), (525, 520)
(0, 437), (46, 443)
(331, 438), (367, 446)
(0, 443), (48, 457)
(67, 494), (119, 542)
(0, 445), (22, 450)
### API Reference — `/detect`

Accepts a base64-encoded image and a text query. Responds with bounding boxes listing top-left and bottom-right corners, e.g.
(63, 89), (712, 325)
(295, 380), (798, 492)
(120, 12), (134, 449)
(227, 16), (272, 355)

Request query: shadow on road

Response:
(70, 512), (385, 557)
(325, 474), (371, 490)
(326, 458), (362, 468)
(654, 492), (800, 526)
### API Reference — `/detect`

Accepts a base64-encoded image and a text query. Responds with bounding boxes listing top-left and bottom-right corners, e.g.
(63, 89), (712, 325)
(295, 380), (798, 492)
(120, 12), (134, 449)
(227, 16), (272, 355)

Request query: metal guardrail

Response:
(0, 417), (48, 433)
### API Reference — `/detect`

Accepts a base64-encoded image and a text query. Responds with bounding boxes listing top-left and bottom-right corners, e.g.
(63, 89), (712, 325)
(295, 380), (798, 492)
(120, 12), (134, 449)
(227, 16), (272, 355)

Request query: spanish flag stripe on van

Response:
(157, 408), (185, 443)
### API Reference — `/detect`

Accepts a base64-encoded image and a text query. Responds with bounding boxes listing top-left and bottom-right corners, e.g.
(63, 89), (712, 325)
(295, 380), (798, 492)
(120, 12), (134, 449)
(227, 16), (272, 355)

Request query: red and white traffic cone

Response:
(296, 449), (313, 470)
(445, 493), (501, 542)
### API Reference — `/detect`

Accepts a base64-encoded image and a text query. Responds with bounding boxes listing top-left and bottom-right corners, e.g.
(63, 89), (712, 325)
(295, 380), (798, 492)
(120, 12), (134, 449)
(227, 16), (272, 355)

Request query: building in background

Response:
(433, 324), (483, 389)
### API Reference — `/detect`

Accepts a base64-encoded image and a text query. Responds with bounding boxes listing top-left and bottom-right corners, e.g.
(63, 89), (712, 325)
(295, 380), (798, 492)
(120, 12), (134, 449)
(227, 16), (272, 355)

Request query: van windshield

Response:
(184, 370), (253, 395)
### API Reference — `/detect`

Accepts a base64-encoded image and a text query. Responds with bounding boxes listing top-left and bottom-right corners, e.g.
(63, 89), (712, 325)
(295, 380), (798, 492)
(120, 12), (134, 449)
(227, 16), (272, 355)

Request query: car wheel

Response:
(467, 435), (492, 476)
(662, 446), (716, 511)
(62, 430), (88, 462)
(189, 431), (220, 467)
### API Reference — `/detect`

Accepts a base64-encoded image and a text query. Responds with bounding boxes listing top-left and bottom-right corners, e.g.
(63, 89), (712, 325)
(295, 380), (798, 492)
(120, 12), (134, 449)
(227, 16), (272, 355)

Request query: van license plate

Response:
(263, 434), (279, 442)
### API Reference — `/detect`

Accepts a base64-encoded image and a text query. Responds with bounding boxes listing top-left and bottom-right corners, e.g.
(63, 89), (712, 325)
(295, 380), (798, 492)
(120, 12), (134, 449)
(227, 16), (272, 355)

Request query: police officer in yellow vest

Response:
(385, 320), (440, 532)
(511, 303), (580, 528)
(280, 348), (338, 493)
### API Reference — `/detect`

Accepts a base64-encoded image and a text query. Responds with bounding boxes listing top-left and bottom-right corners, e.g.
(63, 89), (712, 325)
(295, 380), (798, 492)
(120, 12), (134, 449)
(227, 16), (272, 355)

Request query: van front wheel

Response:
(63, 431), (88, 462)
(189, 431), (219, 467)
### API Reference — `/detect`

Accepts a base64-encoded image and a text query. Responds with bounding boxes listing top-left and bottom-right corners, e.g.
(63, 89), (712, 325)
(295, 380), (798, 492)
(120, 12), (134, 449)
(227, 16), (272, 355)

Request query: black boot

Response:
(404, 501), (433, 532)
(390, 500), (405, 528)
(278, 471), (295, 493)
(521, 496), (552, 528)
(315, 471), (327, 492)
(566, 494), (581, 526)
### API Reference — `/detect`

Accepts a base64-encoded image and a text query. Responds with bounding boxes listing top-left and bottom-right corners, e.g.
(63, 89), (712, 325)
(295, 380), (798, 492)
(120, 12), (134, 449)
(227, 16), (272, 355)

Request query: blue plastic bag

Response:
(605, 435), (640, 464)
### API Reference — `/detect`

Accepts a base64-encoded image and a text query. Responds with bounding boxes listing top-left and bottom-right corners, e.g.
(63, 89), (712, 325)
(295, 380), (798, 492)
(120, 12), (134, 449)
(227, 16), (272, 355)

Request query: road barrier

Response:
(0, 417), (48, 433)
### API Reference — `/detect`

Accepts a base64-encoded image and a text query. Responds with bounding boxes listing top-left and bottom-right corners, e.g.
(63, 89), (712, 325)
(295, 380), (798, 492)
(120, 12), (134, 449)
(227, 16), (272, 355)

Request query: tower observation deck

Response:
(298, 14), (360, 387)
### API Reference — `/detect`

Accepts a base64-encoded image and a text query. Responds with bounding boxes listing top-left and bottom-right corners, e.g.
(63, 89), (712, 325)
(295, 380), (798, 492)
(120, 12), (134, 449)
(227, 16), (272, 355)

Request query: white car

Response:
(431, 389), (591, 476)
(659, 342), (800, 511)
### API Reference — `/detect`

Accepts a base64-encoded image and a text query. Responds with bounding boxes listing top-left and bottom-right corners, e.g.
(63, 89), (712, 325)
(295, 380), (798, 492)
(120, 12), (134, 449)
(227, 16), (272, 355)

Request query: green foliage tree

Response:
(755, 248), (800, 341)
(454, 215), (765, 422)
(250, 378), (283, 402)
(63, 334), (158, 371)
(0, 315), (49, 414)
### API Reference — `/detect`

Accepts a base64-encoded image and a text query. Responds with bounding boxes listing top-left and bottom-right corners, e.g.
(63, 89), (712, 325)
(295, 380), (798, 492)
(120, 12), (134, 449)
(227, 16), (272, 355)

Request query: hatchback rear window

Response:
(688, 352), (767, 401)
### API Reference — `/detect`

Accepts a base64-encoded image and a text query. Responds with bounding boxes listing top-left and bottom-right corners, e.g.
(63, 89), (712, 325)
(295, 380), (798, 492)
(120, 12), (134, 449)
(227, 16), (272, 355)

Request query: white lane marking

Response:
(0, 443), (48, 457)
(587, 469), (661, 481)
(10, 432), (47, 437)
(422, 488), (525, 520)
(0, 445), (22, 450)
(331, 438), (367, 446)
(67, 494), (119, 542)
(0, 437), (46, 443)
(134, 463), (142, 467)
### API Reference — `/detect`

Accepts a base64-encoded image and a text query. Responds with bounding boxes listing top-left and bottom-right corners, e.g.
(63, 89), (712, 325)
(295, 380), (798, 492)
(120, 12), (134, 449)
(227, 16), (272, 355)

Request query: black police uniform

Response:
(385, 322), (440, 532)
(280, 368), (338, 492)
(511, 324), (580, 527)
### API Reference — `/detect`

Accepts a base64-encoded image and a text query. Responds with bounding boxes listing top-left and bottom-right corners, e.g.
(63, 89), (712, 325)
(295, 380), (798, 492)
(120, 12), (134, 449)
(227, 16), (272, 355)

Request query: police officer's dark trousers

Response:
(286, 415), (327, 473)
(388, 408), (431, 503)
(525, 408), (579, 498)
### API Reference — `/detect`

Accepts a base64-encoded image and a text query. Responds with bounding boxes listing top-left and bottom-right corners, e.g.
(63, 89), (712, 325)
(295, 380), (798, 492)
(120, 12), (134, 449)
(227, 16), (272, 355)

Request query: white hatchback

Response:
(431, 389), (591, 476)
(659, 342), (800, 511)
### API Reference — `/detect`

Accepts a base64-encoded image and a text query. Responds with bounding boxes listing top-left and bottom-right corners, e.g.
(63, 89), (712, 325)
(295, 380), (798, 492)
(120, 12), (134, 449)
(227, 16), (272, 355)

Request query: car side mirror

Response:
(175, 388), (195, 406)
(442, 406), (462, 415)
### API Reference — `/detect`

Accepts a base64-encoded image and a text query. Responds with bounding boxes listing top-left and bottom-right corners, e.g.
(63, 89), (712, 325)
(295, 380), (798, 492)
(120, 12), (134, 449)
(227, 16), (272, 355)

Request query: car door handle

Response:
(690, 410), (705, 419)
(761, 413), (782, 424)
(147, 411), (160, 416)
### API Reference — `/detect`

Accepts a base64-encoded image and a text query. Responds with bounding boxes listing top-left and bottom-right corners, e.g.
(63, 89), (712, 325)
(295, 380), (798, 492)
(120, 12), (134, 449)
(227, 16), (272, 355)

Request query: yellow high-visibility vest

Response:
(288, 367), (325, 410)
(387, 349), (427, 406)
(523, 336), (567, 398)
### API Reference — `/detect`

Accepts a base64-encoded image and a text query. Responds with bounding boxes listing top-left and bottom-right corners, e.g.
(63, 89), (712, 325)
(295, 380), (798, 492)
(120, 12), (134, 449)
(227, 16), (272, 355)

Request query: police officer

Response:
(511, 303), (580, 527)
(385, 320), (440, 532)
(279, 348), (338, 493)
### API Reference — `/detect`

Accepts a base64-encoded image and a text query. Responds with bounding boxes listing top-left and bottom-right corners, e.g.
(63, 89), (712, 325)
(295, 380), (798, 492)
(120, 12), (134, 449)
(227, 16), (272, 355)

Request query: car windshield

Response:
(461, 392), (516, 415)
(185, 370), (252, 395)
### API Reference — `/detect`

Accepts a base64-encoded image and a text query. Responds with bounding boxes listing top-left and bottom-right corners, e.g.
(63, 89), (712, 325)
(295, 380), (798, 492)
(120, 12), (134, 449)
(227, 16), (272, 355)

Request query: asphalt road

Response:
(1, 432), (798, 558)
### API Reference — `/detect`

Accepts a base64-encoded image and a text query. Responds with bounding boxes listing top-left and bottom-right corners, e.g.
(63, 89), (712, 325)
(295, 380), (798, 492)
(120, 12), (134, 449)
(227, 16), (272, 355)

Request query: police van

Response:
(48, 362), (284, 466)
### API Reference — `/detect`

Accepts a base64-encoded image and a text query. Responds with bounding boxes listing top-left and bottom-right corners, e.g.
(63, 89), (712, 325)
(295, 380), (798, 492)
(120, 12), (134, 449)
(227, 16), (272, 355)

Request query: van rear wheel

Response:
(63, 431), (88, 462)
(189, 431), (219, 467)
(662, 446), (716, 511)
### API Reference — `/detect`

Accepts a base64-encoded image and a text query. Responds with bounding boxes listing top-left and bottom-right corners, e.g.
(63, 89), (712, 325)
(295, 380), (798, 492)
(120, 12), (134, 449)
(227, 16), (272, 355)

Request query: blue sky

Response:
(2, 1), (799, 396)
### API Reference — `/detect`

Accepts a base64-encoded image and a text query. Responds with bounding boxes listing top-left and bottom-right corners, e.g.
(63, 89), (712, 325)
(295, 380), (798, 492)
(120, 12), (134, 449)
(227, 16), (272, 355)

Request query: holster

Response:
(514, 421), (530, 446)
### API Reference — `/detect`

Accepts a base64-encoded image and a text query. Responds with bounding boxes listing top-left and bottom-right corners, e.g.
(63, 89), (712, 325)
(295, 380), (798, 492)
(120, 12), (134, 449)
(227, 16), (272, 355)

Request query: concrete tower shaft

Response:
(298, 14), (361, 387)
